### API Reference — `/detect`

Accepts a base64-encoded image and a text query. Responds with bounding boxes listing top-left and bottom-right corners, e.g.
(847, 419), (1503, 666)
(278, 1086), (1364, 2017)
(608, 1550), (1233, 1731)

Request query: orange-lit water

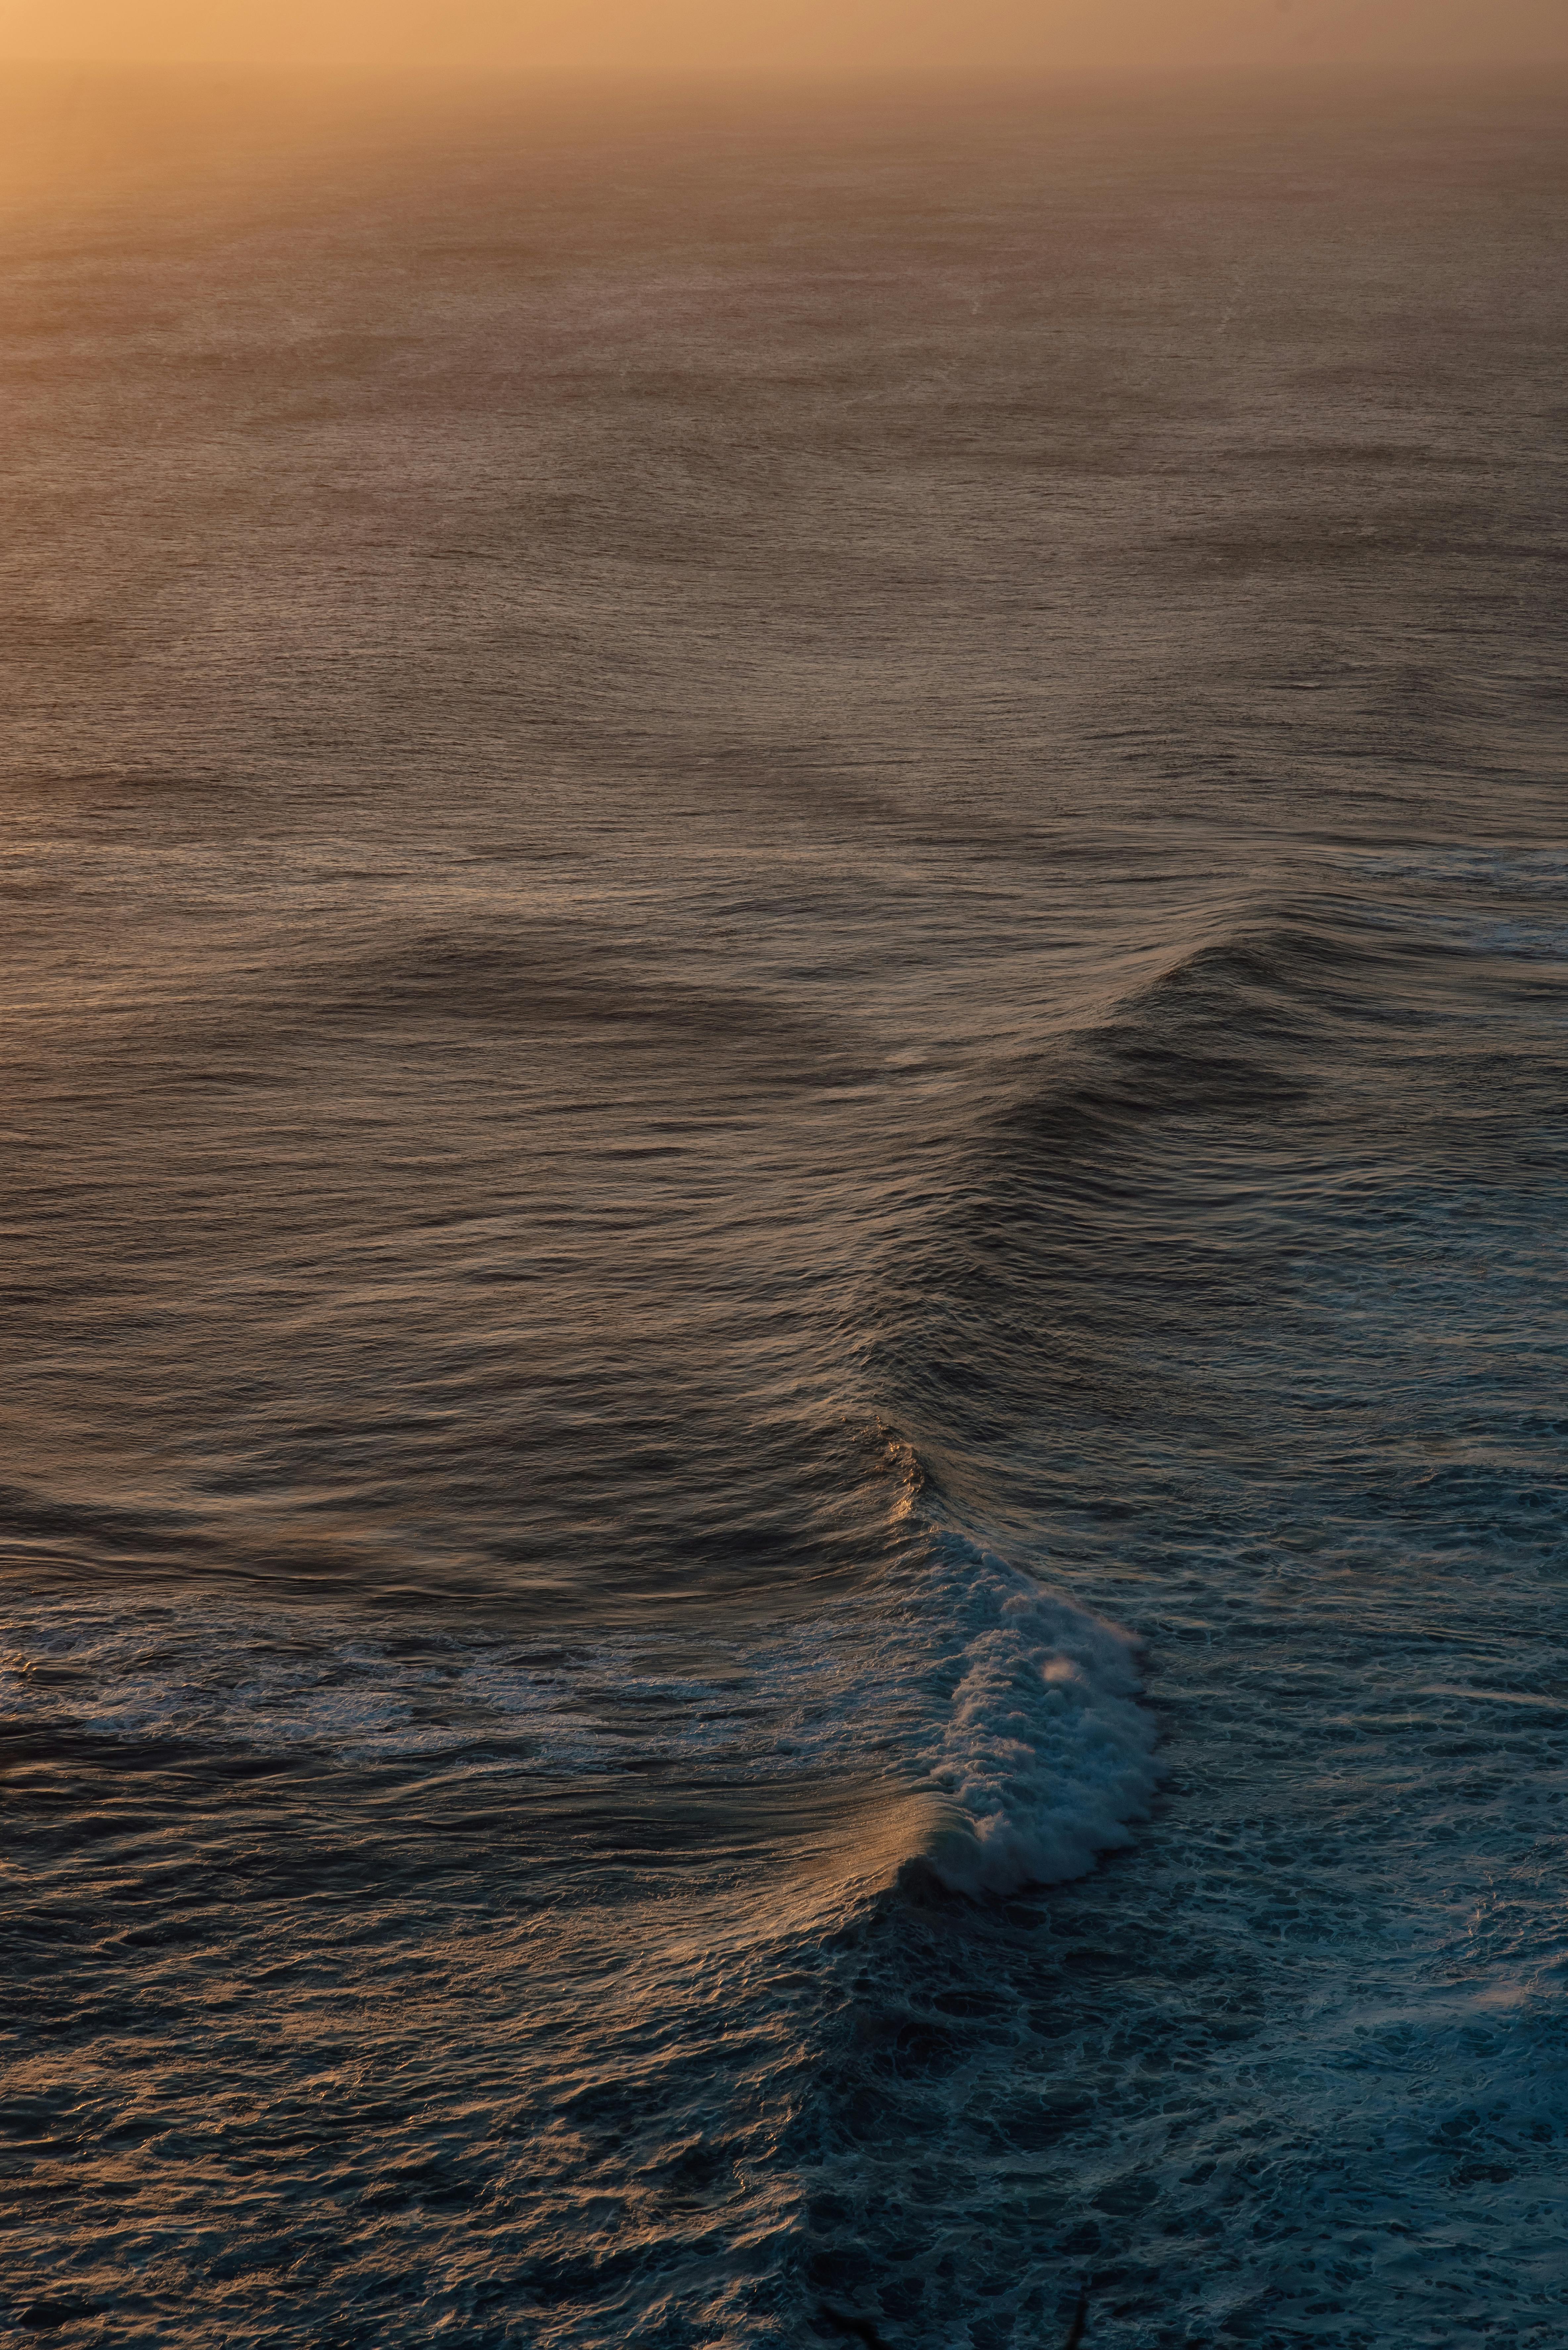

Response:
(2, 74), (1566, 2347)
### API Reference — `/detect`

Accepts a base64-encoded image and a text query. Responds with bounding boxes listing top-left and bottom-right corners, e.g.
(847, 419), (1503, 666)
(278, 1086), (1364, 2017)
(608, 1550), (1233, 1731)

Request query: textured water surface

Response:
(1, 72), (1566, 2347)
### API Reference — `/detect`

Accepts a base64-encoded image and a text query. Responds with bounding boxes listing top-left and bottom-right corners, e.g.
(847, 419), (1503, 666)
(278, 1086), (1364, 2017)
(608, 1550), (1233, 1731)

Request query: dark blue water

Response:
(2, 72), (1566, 2346)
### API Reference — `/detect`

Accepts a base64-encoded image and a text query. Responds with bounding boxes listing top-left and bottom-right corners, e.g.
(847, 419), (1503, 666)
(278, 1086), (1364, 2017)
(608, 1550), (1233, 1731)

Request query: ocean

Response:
(2, 70), (1566, 2347)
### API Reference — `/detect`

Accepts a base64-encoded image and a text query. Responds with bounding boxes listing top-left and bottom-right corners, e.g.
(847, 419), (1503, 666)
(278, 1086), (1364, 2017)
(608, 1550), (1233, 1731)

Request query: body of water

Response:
(2, 72), (1566, 2346)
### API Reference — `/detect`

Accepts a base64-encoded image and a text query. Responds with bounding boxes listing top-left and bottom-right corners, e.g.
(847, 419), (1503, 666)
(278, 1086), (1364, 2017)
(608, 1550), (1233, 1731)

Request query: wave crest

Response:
(915, 1533), (1158, 1897)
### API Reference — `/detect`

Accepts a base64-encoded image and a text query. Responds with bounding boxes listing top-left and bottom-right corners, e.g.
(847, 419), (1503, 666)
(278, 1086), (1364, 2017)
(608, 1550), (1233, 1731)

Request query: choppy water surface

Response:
(2, 73), (1566, 2347)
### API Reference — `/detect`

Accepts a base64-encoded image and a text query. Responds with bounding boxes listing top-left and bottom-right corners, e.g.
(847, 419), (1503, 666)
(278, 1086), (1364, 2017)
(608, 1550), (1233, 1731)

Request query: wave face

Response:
(4, 72), (1568, 2350)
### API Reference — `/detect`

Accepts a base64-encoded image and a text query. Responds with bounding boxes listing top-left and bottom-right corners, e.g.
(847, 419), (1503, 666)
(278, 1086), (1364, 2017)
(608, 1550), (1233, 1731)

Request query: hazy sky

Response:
(3, 0), (1566, 76)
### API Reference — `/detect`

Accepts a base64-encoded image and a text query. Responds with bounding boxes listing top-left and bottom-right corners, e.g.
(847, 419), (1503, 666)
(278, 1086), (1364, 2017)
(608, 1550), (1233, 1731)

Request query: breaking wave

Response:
(914, 1529), (1157, 1895)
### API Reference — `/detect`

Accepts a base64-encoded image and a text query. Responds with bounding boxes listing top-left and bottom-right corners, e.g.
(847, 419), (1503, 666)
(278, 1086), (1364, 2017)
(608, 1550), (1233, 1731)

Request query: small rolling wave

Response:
(869, 1436), (1159, 1898)
(0, 1439), (1158, 1907)
(912, 1527), (1158, 1896)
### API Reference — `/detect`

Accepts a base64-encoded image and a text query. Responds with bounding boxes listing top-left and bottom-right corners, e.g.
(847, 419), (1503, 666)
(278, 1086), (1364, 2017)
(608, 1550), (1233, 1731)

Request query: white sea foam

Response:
(911, 1531), (1159, 1895)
